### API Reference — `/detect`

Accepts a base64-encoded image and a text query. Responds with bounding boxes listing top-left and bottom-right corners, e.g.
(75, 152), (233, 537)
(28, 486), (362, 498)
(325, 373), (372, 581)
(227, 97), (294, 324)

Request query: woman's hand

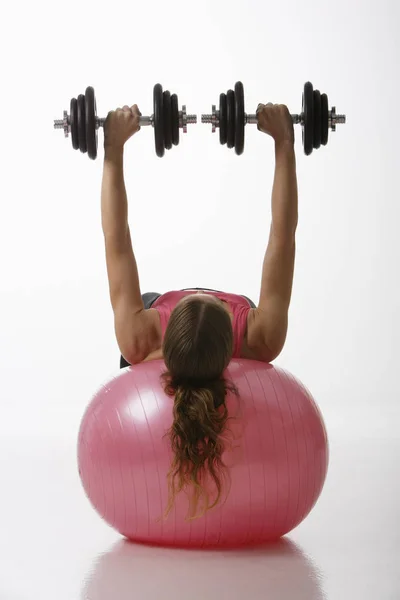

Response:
(256, 103), (294, 146)
(104, 104), (142, 152)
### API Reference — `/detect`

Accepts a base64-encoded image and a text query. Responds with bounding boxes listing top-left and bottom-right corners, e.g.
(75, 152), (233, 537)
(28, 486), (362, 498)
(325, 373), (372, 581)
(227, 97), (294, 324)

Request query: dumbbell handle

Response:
(243, 111), (346, 126)
(54, 110), (197, 136)
(202, 109), (346, 129)
(54, 115), (153, 129)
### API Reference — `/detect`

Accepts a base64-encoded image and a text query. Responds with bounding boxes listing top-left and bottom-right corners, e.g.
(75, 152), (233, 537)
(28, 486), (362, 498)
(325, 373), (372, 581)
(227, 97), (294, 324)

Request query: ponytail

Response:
(162, 373), (237, 519)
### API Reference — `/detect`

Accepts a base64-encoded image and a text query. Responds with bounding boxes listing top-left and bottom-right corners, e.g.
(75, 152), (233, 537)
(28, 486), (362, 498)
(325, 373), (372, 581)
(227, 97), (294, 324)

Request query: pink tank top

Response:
(151, 290), (252, 358)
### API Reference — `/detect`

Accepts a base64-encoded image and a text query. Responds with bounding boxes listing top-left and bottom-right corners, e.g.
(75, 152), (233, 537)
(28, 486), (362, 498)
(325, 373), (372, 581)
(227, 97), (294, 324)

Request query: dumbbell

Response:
(201, 81), (346, 156)
(54, 84), (197, 159)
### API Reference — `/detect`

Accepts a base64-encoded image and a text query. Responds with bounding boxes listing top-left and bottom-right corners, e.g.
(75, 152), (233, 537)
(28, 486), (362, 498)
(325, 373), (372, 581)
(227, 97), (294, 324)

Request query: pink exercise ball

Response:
(78, 359), (328, 547)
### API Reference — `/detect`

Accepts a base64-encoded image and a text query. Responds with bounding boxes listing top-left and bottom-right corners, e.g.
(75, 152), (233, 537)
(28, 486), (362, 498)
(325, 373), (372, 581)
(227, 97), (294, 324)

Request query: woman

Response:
(101, 101), (297, 518)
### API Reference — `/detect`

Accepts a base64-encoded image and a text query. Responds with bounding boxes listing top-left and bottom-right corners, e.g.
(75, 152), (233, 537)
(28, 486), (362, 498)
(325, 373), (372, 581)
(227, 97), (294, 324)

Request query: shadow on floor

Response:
(82, 536), (324, 600)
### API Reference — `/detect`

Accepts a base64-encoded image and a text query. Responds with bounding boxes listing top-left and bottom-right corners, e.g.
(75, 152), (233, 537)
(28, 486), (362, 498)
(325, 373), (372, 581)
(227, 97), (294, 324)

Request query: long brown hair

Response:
(161, 295), (238, 519)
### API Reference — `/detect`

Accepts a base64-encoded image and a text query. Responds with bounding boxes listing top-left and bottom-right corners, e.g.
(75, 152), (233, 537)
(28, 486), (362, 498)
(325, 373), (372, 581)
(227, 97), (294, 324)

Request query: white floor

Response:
(1, 405), (399, 600)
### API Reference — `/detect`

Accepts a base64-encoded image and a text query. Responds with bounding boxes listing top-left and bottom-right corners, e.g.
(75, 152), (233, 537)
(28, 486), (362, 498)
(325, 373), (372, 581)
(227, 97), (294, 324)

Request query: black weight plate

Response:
(234, 81), (245, 155)
(77, 94), (87, 153)
(163, 91), (172, 151)
(226, 89), (235, 149)
(85, 86), (97, 160)
(219, 93), (227, 145)
(302, 82), (314, 156)
(171, 93), (179, 146)
(153, 83), (164, 158)
(321, 93), (329, 146)
(313, 90), (321, 149)
(70, 98), (79, 150)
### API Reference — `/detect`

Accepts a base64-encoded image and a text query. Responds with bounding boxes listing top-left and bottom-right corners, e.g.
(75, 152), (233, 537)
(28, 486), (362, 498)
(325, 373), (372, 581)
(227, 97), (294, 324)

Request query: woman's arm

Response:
(102, 147), (143, 311)
(246, 104), (298, 362)
(102, 107), (160, 364)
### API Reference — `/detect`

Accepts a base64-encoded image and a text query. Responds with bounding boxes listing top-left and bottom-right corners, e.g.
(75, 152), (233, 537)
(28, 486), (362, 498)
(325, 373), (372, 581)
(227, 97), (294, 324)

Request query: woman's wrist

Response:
(274, 139), (295, 156)
(104, 144), (124, 163)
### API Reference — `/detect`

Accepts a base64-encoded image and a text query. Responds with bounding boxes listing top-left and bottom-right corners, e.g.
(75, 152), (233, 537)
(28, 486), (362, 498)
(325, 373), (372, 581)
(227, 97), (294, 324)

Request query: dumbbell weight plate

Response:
(163, 91), (172, 151)
(302, 82), (314, 156)
(171, 94), (179, 146)
(77, 94), (87, 154)
(70, 98), (79, 150)
(234, 81), (245, 155)
(85, 86), (97, 160)
(226, 89), (235, 149)
(153, 83), (165, 158)
(313, 90), (321, 149)
(219, 93), (227, 145)
(321, 93), (329, 146)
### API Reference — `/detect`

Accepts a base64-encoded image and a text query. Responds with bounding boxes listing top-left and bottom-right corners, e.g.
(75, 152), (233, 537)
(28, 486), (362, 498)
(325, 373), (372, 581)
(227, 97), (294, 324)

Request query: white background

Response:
(0, 0), (399, 598)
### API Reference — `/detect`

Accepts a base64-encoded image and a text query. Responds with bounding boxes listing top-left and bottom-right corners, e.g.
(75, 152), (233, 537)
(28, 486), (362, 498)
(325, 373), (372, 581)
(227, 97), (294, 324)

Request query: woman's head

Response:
(163, 293), (233, 380)
(161, 294), (237, 519)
